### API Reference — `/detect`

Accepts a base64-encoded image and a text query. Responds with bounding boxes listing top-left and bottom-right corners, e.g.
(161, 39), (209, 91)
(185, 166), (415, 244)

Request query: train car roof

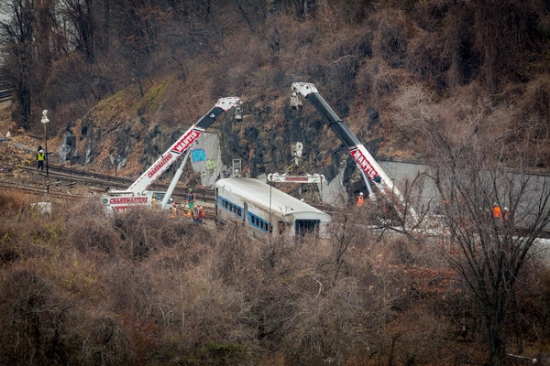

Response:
(216, 178), (331, 221)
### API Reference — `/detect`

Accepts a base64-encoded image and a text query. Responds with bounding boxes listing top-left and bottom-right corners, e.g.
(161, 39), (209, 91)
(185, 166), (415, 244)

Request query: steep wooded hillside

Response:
(1, 0), (550, 186)
(3, 2), (550, 365)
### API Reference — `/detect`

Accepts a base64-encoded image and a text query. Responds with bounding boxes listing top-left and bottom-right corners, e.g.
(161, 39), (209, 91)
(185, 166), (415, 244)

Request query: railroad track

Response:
(8, 165), (550, 238)
(20, 164), (216, 203)
(0, 179), (87, 200)
(0, 78), (13, 102)
(1, 165), (219, 219)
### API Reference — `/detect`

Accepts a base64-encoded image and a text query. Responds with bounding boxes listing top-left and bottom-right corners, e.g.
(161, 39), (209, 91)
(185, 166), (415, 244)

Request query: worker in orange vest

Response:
(491, 203), (502, 226)
(356, 192), (365, 207)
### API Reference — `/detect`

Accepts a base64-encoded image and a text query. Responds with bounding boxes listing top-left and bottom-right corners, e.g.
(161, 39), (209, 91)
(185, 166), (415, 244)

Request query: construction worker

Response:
(356, 192), (365, 207)
(170, 201), (177, 218)
(503, 207), (510, 224)
(491, 203), (502, 226)
(193, 205), (200, 223)
(151, 195), (158, 210)
(37, 149), (45, 170)
(183, 204), (193, 219)
(187, 188), (196, 211)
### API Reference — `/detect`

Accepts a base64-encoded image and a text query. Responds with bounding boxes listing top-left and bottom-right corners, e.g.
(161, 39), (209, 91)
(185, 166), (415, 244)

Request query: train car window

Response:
(219, 197), (244, 218)
(277, 221), (287, 235)
(248, 213), (272, 232)
(295, 220), (320, 237)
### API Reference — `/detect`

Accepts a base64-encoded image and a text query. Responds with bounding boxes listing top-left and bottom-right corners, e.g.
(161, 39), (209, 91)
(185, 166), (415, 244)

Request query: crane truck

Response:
(290, 82), (419, 226)
(102, 97), (243, 213)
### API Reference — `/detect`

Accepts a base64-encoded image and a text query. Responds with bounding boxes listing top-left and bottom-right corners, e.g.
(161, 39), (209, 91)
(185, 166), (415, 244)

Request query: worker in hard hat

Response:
(491, 202), (502, 226)
(187, 188), (196, 211)
(503, 206), (510, 225)
(356, 192), (365, 207)
(183, 204), (193, 219)
(170, 201), (177, 218)
(37, 149), (45, 170)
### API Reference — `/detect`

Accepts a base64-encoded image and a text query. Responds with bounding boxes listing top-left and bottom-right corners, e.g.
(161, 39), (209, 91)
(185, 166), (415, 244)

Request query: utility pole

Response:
(41, 110), (50, 196)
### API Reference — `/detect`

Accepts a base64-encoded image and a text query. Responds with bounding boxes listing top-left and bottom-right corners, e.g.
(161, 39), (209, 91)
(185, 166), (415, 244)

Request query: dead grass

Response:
(0, 191), (548, 364)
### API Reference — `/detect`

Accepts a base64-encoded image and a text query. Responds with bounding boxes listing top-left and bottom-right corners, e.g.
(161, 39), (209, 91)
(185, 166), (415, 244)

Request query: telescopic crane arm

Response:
(291, 82), (418, 226)
(127, 97), (243, 194)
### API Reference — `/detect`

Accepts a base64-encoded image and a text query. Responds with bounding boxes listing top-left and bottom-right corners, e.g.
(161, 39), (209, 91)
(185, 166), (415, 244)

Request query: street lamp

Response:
(41, 110), (49, 195)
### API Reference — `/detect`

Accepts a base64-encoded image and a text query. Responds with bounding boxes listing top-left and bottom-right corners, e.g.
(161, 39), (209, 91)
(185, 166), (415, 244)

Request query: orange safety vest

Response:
(184, 208), (192, 219)
(356, 195), (364, 207)
(491, 206), (502, 219)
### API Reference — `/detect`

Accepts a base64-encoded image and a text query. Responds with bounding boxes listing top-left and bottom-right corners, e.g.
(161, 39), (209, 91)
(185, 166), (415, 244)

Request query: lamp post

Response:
(41, 110), (49, 195)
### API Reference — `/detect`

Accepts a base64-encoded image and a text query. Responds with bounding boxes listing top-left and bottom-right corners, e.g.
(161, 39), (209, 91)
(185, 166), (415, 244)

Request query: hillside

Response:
(2, 0), (550, 190)
(3, 1), (550, 365)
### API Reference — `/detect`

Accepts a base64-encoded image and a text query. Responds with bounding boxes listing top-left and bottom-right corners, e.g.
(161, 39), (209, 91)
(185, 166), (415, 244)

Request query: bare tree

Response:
(61, 0), (96, 63)
(426, 120), (550, 365)
(0, 0), (39, 129)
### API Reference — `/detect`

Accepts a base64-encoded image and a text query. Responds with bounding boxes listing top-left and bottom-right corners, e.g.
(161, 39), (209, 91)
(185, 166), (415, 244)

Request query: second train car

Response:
(215, 178), (331, 238)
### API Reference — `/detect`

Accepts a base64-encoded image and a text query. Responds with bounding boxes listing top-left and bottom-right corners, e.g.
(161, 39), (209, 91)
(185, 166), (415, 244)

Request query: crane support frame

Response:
(291, 82), (419, 226)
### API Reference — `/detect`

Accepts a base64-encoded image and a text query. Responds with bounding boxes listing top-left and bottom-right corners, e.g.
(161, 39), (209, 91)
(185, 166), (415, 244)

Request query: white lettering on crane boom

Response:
(110, 196), (148, 204)
(147, 153), (173, 179)
(349, 147), (379, 180)
(145, 128), (204, 180)
(284, 177), (309, 182)
(172, 128), (204, 153)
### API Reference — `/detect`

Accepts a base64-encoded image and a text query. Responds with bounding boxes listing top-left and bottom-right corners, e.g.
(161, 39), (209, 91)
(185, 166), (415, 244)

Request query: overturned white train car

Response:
(215, 178), (331, 238)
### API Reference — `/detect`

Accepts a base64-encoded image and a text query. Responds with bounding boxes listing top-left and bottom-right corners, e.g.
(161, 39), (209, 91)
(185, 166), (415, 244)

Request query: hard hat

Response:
(189, 188), (193, 192)
(360, 192), (364, 196)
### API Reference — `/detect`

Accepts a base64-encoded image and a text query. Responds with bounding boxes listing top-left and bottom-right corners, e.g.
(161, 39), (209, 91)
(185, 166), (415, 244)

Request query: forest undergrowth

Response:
(1, 191), (549, 366)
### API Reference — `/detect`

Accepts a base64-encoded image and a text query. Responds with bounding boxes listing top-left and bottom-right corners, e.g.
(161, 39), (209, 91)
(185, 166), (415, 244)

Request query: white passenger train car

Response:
(215, 178), (331, 238)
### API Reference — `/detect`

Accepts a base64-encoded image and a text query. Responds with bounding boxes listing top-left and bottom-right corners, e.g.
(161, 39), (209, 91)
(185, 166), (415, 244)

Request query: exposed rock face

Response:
(61, 101), (373, 205)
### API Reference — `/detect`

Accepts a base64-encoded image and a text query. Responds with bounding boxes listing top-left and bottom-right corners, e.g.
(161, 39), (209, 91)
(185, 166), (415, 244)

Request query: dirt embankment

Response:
(0, 101), (42, 170)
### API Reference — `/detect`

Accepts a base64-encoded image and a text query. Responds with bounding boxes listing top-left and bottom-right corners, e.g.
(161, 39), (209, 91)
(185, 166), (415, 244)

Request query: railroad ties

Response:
(3, 164), (216, 218)
(0, 76), (13, 102)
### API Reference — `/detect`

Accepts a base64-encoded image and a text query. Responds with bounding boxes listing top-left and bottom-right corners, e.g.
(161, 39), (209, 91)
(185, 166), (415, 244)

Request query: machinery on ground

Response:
(102, 97), (243, 213)
(215, 177), (331, 238)
(291, 82), (419, 226)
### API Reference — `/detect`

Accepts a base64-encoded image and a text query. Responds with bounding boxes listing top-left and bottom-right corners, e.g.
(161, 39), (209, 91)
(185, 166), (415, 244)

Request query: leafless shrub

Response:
(406, 28), (449, 89)
(78, 316), (136, 366)
(171, 250), (257, 356)
(113, 207), (189, 259)
(366, 9), (411, 69)
(212, 222), (258, 285)
(0, 268), (72, 365)
(0, 190), (33, 216)
(515, 75), (550, 142)
(63, 197), (120, 255)
(322, 208), (377, 279)
(354, 57), (406, 110)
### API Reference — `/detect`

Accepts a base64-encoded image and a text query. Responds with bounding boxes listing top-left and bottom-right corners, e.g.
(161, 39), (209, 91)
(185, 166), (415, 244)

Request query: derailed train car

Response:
(215, 178), (331, 238)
